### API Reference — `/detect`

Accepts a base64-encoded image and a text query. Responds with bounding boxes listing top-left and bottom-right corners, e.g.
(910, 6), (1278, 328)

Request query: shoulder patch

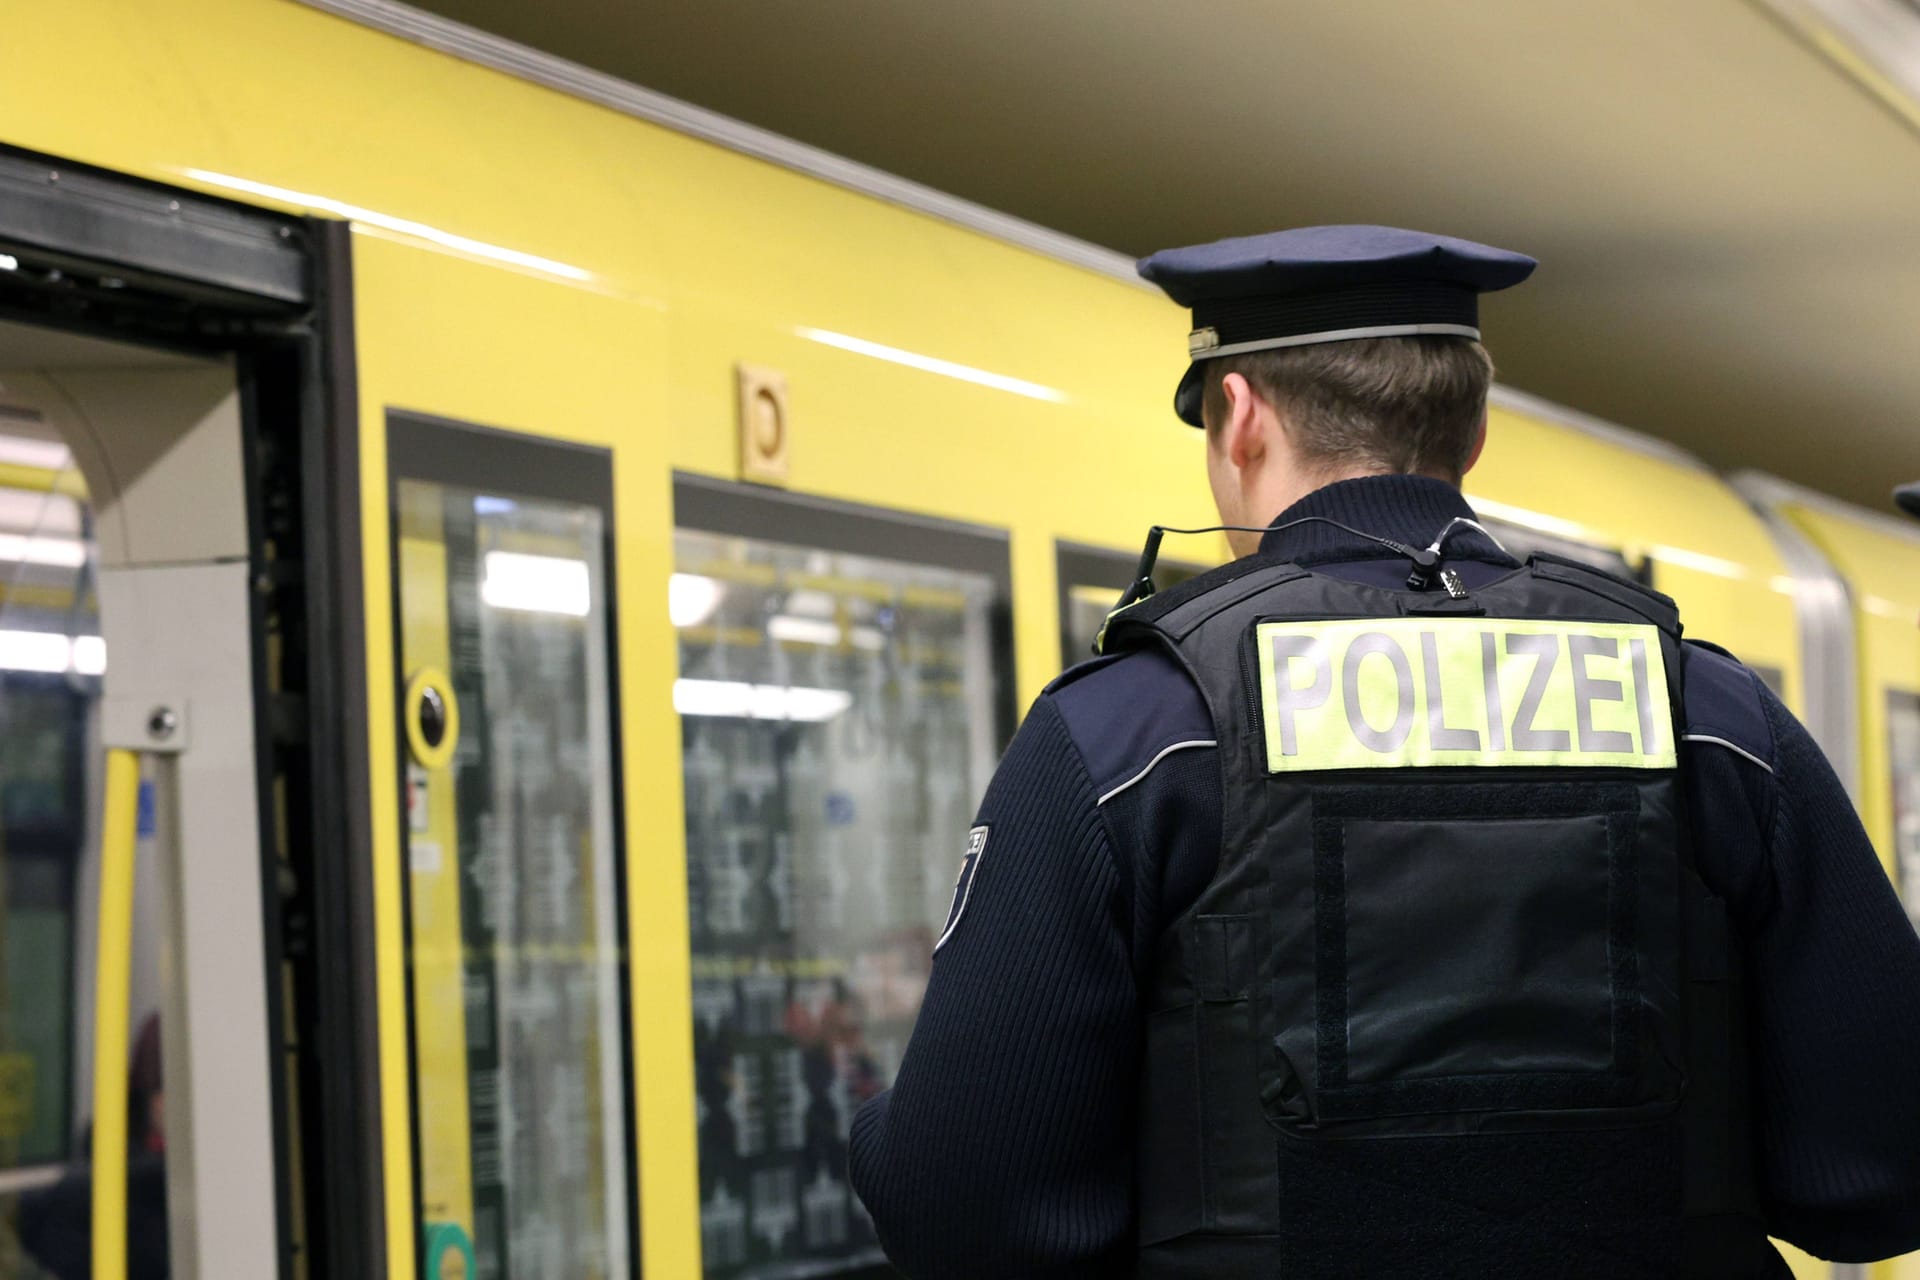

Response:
(1050, 647), (1216, 800)
(934, 826), (990, 954)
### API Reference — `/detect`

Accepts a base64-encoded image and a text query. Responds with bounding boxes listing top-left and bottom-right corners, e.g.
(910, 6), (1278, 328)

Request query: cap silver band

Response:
(1186, 321), (1481, 361)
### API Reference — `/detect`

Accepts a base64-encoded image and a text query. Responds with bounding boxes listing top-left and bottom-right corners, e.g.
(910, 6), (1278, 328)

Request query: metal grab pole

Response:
(90, 748), (141, 1280)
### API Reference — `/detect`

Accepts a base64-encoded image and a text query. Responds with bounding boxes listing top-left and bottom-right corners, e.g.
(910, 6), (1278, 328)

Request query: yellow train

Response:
(0, 2), (1913, 1279)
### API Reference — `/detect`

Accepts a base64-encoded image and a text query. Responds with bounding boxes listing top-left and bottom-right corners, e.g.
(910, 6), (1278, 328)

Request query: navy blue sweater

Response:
(849, 476), (1920, 1277)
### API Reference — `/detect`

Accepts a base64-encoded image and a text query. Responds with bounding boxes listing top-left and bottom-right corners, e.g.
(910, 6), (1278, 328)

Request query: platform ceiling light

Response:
(796, 327), (1069, 404)
(482, 551), (592, 617)
(0, 254), (17, 272)
(0, 630), (102, 674)
(182, 169), (593, 284)
(668, 572), (724, 628)
(673, 678), (854, 722)
(0, 532), (87, 568)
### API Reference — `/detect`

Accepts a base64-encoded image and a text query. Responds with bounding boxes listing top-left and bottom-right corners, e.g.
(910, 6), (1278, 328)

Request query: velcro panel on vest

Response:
(1265, 780), (1683, 1131)
(1269, 1124), (1683, 1280)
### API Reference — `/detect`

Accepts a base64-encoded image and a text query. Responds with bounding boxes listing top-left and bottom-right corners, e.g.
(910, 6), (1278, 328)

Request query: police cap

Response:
(1137, 225), (1537, 427)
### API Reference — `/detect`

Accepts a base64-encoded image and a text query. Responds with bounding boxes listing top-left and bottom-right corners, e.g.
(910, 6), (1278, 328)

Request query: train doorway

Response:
(0, 150), (379, 1279)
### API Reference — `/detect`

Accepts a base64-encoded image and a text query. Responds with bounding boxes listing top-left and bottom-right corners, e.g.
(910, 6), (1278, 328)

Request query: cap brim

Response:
(1175, 362), (1205, 428)
(1896, 483), (1920, 520)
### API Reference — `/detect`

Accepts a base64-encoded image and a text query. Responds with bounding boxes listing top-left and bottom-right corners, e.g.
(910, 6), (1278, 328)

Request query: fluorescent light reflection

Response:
(72, 636), (105, 675)
(796, 327), (1068, 404)
(1646, 544), (1754, 582)
(669, 573), (723, 628)
(764, 614), (886, 650)
(673, 678), (853, 722)
(482, 551), (591, 617)
(1466, 495), (1597, 544)
(183, 169), (592, 283)
(0, 533), (86, 567)
(0, 437), (72, 470)
(766, 614), (841, 646)
(0, 630), (104, 674)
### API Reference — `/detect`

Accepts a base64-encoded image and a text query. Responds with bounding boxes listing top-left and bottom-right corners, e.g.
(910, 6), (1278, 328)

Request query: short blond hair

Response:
(1199, 335), (1494, 482)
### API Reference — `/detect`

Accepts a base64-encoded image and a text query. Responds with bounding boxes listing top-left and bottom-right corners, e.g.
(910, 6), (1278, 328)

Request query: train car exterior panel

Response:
(0, 3), (1871, 1279)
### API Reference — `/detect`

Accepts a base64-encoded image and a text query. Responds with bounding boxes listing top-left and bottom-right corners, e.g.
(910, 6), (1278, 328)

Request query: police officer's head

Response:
(1139, 226), (1535, 556)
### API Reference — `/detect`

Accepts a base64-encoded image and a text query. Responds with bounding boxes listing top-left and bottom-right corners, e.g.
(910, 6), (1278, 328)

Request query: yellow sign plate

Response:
(1256, 617), (1676, 772)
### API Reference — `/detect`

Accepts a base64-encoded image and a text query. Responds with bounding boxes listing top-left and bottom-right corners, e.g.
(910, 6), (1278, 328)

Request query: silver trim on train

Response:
(1731, 471), (1863, 806)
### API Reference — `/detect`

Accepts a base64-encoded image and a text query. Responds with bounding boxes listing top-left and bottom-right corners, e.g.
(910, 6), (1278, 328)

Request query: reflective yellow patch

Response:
(1256, 618), (1676, 772)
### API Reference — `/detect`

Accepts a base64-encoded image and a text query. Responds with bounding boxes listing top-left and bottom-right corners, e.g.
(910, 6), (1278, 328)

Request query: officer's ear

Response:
(1219, 372), (1268, 470)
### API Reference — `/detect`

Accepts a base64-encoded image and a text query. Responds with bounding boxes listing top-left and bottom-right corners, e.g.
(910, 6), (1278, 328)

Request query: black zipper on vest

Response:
(1240, 625), (1265, 749)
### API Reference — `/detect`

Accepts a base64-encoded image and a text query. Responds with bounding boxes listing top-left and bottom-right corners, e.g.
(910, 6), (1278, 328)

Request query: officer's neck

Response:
(1249, 473), (1486, 567)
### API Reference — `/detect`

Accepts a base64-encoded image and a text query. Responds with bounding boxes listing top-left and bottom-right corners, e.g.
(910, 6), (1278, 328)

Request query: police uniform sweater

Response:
(848, 475), (1920, 1279)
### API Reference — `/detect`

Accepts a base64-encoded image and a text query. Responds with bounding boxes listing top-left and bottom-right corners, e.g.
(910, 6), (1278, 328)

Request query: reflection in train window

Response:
(393, 431), (632, 1280)
(1476, 516), (1649, 583)
(673, 484), (1009, 1280)
(1887, 690), (1920, 933)
(1055, 540), (1208, 668)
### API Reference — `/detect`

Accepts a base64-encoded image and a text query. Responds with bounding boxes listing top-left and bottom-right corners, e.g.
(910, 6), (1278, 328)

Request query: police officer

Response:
(847, 227), (1920, 1279)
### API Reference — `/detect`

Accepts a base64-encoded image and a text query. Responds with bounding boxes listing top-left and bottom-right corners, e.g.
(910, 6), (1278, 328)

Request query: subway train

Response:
(0, 2), (1915, 1279)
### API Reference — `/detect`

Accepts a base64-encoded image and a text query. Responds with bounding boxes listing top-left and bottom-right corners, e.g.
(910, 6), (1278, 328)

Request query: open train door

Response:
(0, 149), (381, 1278)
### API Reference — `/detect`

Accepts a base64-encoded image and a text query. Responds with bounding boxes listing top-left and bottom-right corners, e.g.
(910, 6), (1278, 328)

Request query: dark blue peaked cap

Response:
(1137, 225), (1536, 426)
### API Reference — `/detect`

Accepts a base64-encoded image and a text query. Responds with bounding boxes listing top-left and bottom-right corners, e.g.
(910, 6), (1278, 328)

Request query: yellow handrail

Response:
(90, 749), (140, 1280)
(0, 461), (87, 498)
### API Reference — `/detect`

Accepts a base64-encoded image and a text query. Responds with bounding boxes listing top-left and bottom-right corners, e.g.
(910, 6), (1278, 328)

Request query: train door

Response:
(0, 151), (382, 1278)
(385, 414), (637, 1280)
(0, 335), (285, 1280)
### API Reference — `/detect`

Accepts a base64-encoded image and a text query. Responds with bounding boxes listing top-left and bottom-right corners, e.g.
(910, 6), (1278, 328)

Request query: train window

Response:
(390, 416), (635, 1280)
(1887, 690), (1920, 933)
(1055, 540), (1208, 668)
(672, 476), (1013, 1280)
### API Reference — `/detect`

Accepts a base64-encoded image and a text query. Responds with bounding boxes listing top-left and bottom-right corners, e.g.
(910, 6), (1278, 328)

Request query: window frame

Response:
(671, 473), (1017, 1280)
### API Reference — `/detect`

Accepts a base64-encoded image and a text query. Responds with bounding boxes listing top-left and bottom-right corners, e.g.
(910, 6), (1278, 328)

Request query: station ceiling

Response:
(414, 0), (1920, 511)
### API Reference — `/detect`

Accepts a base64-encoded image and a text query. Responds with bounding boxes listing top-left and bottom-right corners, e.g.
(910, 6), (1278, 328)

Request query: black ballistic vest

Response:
(1104, 553), (1769, 1280)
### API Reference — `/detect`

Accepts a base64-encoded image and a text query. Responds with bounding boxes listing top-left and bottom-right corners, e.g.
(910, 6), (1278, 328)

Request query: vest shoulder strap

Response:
(1522, 551), (1683, 636)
